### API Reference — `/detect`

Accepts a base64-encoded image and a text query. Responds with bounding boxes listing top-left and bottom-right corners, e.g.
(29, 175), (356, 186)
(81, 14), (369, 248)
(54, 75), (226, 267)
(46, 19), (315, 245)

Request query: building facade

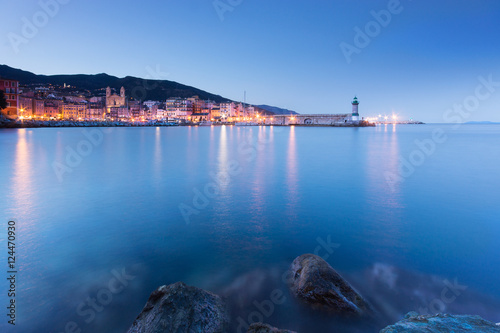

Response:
(88, 102), (105, 120)
(0, 78), (20, 119)
(33, 99), (44, 118)
(44, 100), (62, 119)
(166, 97), (193, 119)
(129, 100), (143, 119)
(61, 103), (87, 120)
(19, 96), (34, 117)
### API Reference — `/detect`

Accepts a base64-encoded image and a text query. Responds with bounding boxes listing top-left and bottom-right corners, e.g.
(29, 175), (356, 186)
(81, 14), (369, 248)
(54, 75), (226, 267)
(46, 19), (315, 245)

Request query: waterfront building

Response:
(129, 100), (143, 119)
(19, 96), (45, 119)
(44, 100), (62, 119)
(88, 102), (105, 120)
(166, 97), (193, 119)
(210, 107), (221, 121)
(219, 102), (231, 118)
(220, 102), (248, 120)
(190, 112), (209, 122)
(61, 103), (87, 120)
(156, 109), (167, 120)
(187, 96), (205, 114)
(245, 105), (256, 118)
(235, 103), (248, 119)
(19, 96), (34, 117)
(33, 99), (44, 118)
(108, 106), (129, 120)
(0, 78), (20, 119)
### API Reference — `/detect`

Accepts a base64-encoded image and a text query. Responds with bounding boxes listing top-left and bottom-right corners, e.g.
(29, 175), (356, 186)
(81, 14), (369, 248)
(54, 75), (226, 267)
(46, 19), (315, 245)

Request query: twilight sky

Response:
(1, 0), (499, 122)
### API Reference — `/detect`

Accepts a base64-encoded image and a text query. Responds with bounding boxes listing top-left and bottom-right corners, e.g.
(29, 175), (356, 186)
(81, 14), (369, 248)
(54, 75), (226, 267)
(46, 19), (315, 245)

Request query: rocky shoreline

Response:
(0, 119), (180, 128)
(126, 254), (500, 332)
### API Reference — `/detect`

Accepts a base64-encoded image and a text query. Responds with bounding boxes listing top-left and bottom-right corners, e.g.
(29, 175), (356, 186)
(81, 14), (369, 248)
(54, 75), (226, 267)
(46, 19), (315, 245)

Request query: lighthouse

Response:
(351, 96), (360, 122)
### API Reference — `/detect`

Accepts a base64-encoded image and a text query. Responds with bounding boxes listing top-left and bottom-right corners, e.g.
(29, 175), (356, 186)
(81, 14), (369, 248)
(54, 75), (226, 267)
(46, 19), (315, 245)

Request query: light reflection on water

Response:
(12, 129), (33, 215)
(1, 125), (500, 333)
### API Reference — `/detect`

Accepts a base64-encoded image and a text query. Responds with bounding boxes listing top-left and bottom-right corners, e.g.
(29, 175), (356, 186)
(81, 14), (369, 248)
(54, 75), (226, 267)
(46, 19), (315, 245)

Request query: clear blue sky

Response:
(1, 0), (499, 122)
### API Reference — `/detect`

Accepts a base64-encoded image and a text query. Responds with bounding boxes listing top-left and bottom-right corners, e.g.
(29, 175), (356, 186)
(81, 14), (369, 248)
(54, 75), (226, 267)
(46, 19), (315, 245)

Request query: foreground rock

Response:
(288, 254), (370, 315)
(127, 282), (229, 333)
(247, 322), (297, 333)
(380, 312), (500, 332)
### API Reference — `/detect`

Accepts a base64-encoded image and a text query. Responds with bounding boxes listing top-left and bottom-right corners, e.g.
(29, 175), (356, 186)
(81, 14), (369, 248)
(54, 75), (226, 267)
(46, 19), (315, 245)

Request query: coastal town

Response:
(0, 77), (376, 127)
(0, 77), (269, 124)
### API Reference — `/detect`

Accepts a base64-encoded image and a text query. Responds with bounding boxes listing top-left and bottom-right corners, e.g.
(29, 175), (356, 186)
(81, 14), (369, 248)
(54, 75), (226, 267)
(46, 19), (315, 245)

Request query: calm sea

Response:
(1, 124), (499, 333)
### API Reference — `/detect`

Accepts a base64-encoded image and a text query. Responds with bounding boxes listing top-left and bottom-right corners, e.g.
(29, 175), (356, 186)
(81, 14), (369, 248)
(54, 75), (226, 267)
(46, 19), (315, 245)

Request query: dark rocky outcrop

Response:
(127, 282), (229, 333)
(380, 312), (500, 332)
(247, 322), (297, 333)
(288, 254), (370, 315)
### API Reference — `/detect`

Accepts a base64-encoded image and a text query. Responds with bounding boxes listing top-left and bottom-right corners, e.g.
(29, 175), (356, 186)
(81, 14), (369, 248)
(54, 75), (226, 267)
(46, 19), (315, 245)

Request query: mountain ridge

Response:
(0, 65), (298, 115)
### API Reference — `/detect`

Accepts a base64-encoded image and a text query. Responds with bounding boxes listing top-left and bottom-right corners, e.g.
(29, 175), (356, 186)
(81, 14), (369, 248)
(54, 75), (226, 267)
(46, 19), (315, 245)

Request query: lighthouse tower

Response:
(351, 96), (360, 122)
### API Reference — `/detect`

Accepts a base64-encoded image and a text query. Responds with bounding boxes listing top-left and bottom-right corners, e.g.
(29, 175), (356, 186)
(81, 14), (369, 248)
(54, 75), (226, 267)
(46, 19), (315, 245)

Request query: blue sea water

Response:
(0, 124), (499, 332)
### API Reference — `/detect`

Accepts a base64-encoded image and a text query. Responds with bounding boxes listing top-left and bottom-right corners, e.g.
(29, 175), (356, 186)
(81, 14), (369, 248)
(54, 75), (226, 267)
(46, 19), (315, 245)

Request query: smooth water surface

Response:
(1, 124), (499, 332)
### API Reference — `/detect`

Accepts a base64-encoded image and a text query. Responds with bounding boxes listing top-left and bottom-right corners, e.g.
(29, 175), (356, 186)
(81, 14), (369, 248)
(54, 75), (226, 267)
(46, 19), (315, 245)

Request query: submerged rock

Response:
(288, 254), (370, 315)
(380, 312), (500, 332)
(127, 282), (229, 333)
(247, 322), (297, 333)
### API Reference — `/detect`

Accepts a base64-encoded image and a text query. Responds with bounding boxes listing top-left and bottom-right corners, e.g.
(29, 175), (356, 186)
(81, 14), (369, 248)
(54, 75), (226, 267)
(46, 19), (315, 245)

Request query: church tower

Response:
(351, 96), (359, 121)
(120, 87), (125, 98)
(106, 87), (111, 98)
